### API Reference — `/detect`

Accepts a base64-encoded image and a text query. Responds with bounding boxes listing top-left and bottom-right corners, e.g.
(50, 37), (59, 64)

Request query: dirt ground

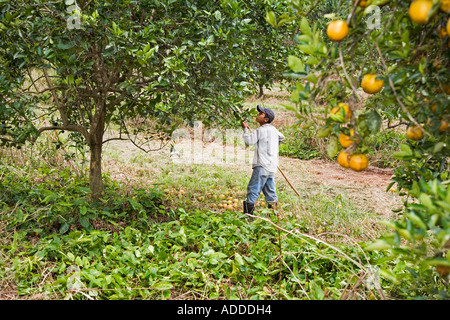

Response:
(103, 131), (403, 222)
(277, 156), (402, 219)
(102, 87), (404, 221)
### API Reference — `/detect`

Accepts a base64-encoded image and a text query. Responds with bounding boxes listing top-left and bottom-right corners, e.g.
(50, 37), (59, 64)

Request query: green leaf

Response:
(234, 253), (244, 266)
(316, 125), (332, 138)
(408, 181), (421, 198)
(433, 142), (444, 153)
(418, 193), (435, 210)
(281, 103), (297, 112)
(59, 222), (70, 234)
(290, 89), (300, 103)
(306, 56), (320, 66)
(154, 281), (173, 290)
(366, 110), (382, 133)
(79, 215), (91, 230)
(288, 55), (304, 73)
(306, 73), (317, 84)
(277, 18), (290, 28)
(397, 228), (412, 241)
(297, 44), (315, 55)
(265, 11), (277, 27)
(326, 135), (338, 158)
(297, 34), (312, 43)
(379, 268), (399, 284)
(300, 17), (311, 35)
(80, 206), (88, 215)
(329, 113), (344, 123)
(67, 252), (75, 261)
(425, 258), (450, 267)
(365, 239), (392, 251)
(393, 144), (413, 160)
(404, 211), (427, 230)
(128, 198), (143, 211)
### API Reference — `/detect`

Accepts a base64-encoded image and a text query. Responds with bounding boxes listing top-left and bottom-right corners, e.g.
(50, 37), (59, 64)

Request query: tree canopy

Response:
(269, 0), (449, 295)
(0, 0), (297, 197)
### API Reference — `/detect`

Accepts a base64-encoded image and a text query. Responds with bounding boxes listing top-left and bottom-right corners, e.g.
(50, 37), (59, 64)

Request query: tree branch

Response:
(42, 67), (69, 126)
(338, 42), (360, 101)
(36, 125), (89, 141)
(23, 86), (65, 95)
(373, 7), (430, 137)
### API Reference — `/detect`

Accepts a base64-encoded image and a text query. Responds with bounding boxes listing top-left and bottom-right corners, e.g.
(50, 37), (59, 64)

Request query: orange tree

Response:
(0, 0), (295, 199)
(269, 0), (449, 298)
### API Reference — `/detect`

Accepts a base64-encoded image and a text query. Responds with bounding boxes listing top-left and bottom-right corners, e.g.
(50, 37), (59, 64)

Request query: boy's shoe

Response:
(240, 201), (255, 220)
(268, 202), (278, 209)
(243, 200), (255, 214)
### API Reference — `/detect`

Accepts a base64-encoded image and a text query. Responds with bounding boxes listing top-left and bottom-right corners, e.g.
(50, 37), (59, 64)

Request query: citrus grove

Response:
(268, 0), (449, 298)
(0, 0), (447, 301)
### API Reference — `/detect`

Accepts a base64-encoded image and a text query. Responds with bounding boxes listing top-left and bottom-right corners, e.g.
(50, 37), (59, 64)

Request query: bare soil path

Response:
(103, 134), (403, 221)
(277, 156), (402, 219)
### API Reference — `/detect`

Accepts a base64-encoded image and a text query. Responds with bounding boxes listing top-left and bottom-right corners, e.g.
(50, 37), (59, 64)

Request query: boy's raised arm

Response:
(242, 122), (259, 146)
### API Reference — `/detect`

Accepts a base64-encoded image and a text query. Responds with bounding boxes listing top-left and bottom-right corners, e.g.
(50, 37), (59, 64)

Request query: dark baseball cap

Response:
(257, 105), (275, 123)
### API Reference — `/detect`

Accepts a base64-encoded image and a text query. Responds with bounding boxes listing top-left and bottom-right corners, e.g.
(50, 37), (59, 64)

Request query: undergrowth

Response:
(0, 159), (391, 300)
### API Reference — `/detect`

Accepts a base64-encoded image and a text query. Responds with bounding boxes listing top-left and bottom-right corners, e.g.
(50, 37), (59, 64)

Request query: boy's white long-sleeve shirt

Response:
(243, 124), (285, 173)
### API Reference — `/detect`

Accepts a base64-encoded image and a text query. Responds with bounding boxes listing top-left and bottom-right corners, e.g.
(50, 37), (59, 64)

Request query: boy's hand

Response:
(241, 121), (248, 129)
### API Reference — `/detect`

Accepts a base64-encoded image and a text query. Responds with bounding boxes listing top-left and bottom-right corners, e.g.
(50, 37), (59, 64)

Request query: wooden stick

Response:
(278, 166), (302, 198)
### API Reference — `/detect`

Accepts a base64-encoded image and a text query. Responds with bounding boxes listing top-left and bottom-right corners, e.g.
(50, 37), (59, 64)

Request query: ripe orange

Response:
(330, 103), (352, 121)
(406, 125), (424, 140)
(361, 74), (384, 94)
(441, 0), (450, 13)
(409, 0), (433, 24)
(337, 151), (351, 168)
(353, 0), (369, 7)
(338, 129), (356, 148)
(358, 0), (368, 8)
(447, 18), (450, 35)
(326, 20), (349, 41)
(349, 154), (369, 172)
(431, 103), (437, 113)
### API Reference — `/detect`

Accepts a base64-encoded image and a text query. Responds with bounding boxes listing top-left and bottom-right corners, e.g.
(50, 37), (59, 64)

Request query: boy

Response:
(241, 105), (285, 217)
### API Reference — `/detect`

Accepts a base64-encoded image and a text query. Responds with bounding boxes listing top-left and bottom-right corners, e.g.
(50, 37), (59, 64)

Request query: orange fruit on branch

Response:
(353, 0), (369, 7)
(361, 74), (384, 94)
(409, 0), (434, 24)
(349, 154), (369, 172)
(406, 125), (424, 140)
(440, 0), (450, 13)
(326, 20), (349, 41)
(358, 0), (369, 8)
(338, 129), (357, 148)
(337, 151), (351, 168)
(330, 103), (352, 121)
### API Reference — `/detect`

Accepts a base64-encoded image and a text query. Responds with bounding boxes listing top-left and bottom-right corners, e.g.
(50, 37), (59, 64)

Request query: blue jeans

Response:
(246, 166), (278, 205)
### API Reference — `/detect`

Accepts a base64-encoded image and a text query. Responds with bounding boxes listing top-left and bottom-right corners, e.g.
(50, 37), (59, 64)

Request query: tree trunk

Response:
(89, 140), (103, 200)
(88, 110), (106, 200)
(258, 83), (264, 98)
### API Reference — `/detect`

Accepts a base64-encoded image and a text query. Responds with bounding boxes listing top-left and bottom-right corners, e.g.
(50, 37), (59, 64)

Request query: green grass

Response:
(364, 129), (405, 168)
(278, 124), (324, 160)
(0, 98), (413, 300)
(0, 138), (392, 300)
